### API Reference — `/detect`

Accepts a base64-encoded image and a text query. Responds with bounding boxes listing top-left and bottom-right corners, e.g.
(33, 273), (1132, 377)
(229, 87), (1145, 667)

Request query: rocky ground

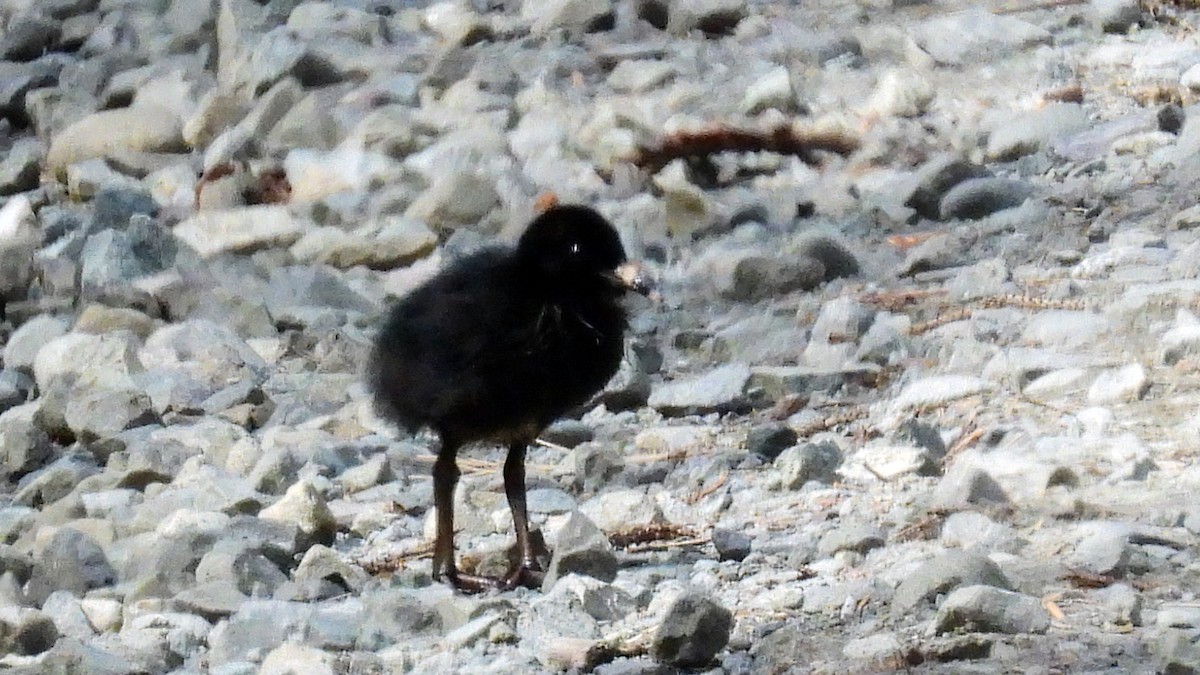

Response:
(3, 0), (1200, 673)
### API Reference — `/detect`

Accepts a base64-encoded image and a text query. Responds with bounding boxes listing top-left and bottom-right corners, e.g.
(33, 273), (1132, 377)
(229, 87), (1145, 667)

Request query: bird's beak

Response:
(611, 261), (661, 301)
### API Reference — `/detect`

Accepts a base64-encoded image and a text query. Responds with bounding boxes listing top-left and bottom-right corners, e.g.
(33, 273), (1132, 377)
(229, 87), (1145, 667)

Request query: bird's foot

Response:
(435, 563), (544, 594)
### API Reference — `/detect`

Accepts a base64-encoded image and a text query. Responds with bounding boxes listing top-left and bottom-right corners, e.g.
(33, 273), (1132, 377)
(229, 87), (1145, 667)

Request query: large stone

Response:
(33, 332), (144, 390)
(173, 206), (308, 257)
(542, 511), (618, 589)
(893, 550), (1013, 612)
(651, 593), (733, 667)
(648, 363), (751, 416)
(0, 607), (58, 656)
(25, 528), (116, 605)
(0, 196), (38, 303)
(932, 585), (1050, 634)
(46, 104), (185, 174)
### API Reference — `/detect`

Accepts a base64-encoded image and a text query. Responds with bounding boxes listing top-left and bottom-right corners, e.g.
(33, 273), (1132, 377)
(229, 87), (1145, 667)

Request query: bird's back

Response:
(368, 248), (626, 443)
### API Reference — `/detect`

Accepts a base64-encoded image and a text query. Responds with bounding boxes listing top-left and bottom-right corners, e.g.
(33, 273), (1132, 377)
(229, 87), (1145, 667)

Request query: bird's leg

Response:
(431, 439), (461, 583)
(432, 436), (507, 593)
(501, 440), (544, 590)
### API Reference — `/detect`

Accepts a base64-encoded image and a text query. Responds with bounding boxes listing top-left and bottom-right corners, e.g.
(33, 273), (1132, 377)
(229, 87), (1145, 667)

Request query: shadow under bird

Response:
(368, 204), (655, 592)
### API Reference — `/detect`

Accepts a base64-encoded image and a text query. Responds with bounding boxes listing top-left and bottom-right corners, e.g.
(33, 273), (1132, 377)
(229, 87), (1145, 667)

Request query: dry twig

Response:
(629, 124), (859, 175)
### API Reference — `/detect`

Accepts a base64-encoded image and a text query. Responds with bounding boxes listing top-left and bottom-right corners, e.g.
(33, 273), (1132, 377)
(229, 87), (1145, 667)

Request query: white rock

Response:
(607, 60), (678, 94)
(863, 68), (934, 118)
(0, 195), (39, 299)
(33, 332), (144, 390)
(1087, 363), (1148, 404)
(173, 205), (308, 257)
(285, 146), (402, 202)
(741, 66), (797, 114)
(891, 375), (992, 411)
(46, 104), (185, 174)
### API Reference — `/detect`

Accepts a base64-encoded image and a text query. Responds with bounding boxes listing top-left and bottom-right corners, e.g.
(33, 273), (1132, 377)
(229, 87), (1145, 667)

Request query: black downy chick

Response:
(368, 204), (654, 591)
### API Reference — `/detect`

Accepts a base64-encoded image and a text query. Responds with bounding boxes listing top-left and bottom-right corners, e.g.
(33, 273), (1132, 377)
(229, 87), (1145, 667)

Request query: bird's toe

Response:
(501, 564), (545, 591)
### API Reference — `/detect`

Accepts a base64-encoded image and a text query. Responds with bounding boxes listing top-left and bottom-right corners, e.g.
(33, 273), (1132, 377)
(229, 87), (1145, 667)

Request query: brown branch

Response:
(630, 124), (860, 175)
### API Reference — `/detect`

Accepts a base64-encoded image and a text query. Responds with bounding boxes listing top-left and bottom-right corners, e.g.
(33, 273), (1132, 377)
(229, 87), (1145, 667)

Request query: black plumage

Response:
(368, 204), (653, 591)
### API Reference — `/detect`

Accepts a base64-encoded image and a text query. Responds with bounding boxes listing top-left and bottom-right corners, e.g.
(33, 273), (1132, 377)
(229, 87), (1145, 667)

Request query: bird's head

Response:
(517, 204), (656, 298)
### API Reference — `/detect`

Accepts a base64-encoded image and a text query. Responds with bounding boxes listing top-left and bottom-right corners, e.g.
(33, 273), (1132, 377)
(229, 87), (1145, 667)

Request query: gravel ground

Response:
(3, 0), (1200, 673)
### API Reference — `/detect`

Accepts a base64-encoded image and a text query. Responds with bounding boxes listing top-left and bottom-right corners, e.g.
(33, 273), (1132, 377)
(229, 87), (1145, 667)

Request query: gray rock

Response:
(579, 488), (663, 531)
(121, 530), (222, 603)
(910, 8), (1051, 66)
(803, 297), (875, 366)
(293, 544), (368, 593)
(32, 326), (144, 389)
(1155, 629), (1200, 674)
(818, 525), (884, 557)
(905, 155), (992, 220)
(0, 369), (33, 415)
(0, 15), (61, 62)
(0, 414), (54, 478)
(541, 420), (594, 449)
(1097, 583), (1142, 626)
(1092, 0), (1144, 33)
(932, 463), (1012, 509)
(986, 103), (1089, 161)
(65, 384), (158, 442)
(26, 527), (116, 605)
(90, 187), (159, 232)
(940, 511), (1019, 552)
(932, 585), (1050, 635)
(0, 545), (32, 587)
(650, 592), (733, 667)
(597, 346), (653, 411)
(1070, 525), (1133, 576)
(525, 0), (616, 36)
(265, 265), (377, 317)
(573, 442), (625, 495)
(711, 528), (751, 562)
(898, 227), (979, 275)
(648, 363), (751, 416)
(668, 0), (746, 36)
(0, 60), (60, 123)
(404, 170), (499, 232)
(1160, 103), (1186, 135)
(13, 454), (99, 508)
(232, 27), (344, 97)
(356, 589), (441, 650)
(195, 543), (288, 598)
(41, 590), (95, 640)
(550, 574), (637, 623)
(746, 424), (798, 461)
(893, 550), (1013, 613)
(775, 441), (842, 489)
(140, 320), (268, 391)
(717, 252), (826, 302)
(206, 599), (361, 667)
(543, 511), (619, 589)
(939, 177), (1035, 220)
(13, 637), (139, 674)
(258, 480), (336, 549)
(0, 137), (43, 196)
(0, 607), (58, 656)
